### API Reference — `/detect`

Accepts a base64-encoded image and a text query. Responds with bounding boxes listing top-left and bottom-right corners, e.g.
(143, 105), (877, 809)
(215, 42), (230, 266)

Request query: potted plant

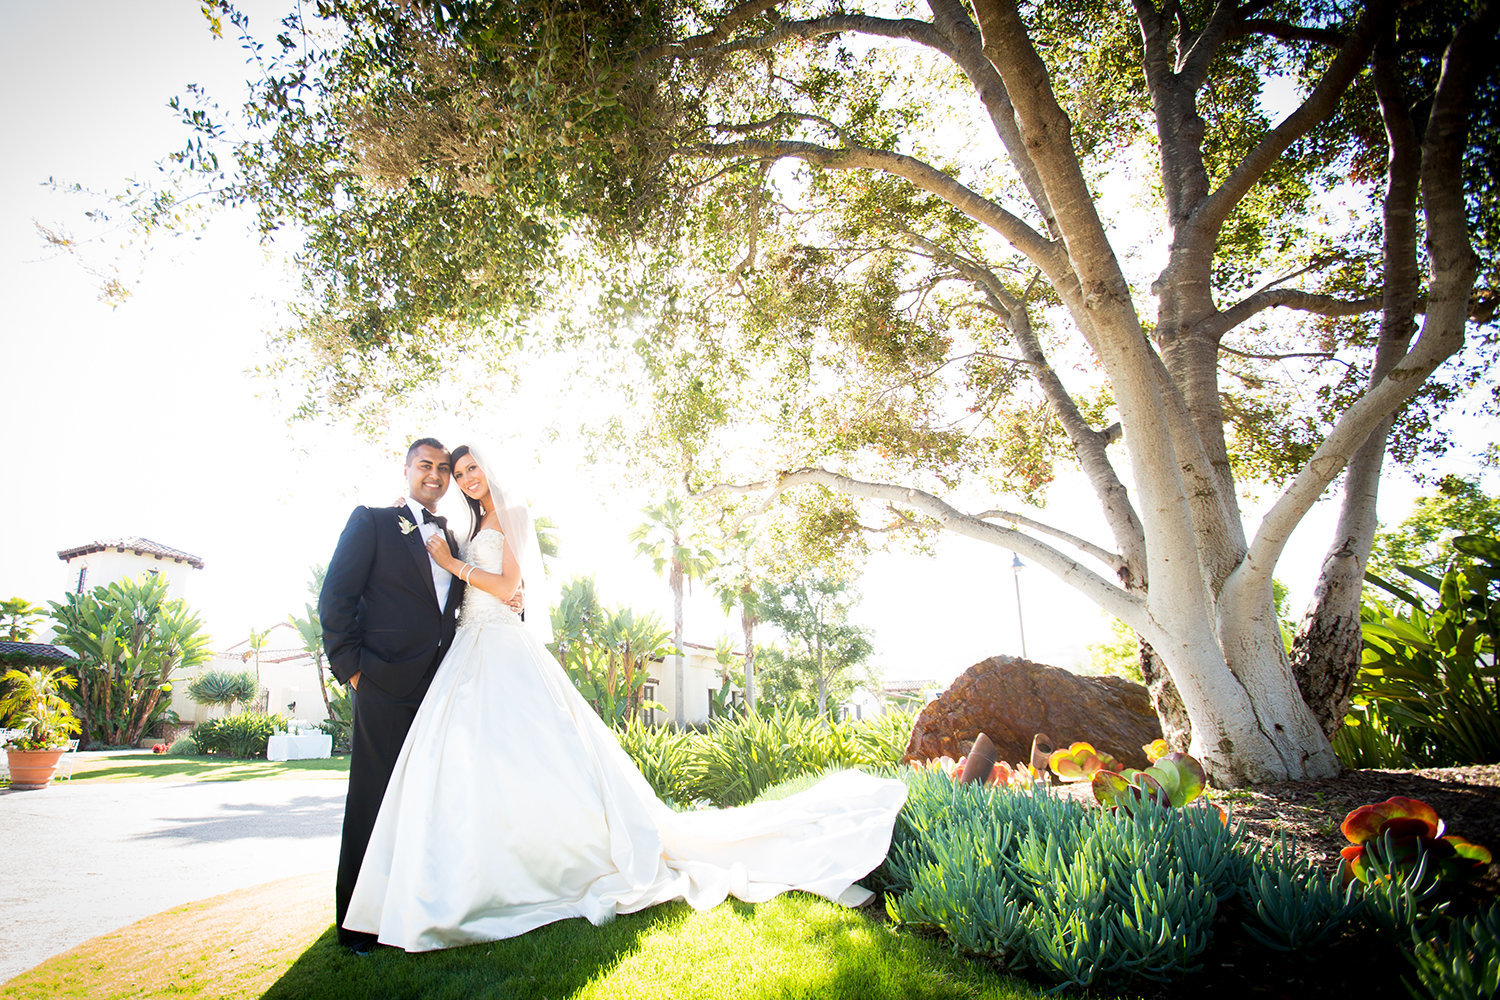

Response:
(2, 664), (82, 789)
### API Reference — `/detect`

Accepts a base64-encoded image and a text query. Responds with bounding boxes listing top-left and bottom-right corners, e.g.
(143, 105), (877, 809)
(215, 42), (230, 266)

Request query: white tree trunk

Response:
(742, 608), (757, 712)
(672, 562), (685, 728)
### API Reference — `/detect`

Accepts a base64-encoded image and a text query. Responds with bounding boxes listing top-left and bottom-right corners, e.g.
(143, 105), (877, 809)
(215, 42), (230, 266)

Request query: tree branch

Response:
(681, 137), (1063, 268)
(648, 12), (943, 64)
(1230, 19), (1346, 46)
(927, 239), (1149, 586)
(636, 0), (789, 62)
(925, 0), (1059, 238)
(1237, 2), (1488, 597)
(696, 467), (1146, 624)
(1218, 345), (1345, 365)
(1194, 288), (1381, 342)
(1191, 1), (1388, 238)
(972, 508), (1125, 572)
(1178, 0), (1246, 92)
(977, 0), (1210, 602)
(710, 111), (853, 146)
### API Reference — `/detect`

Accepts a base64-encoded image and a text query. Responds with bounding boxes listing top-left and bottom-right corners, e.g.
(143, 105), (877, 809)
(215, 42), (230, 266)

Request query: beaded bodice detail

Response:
(458, 529), (522, 628)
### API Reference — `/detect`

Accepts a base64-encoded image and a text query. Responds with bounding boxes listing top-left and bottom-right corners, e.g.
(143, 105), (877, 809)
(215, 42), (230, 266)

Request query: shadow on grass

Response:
(261, 904), (695, 1000)
(261, 896), (1047, 1000)
(71, 752), (350, 783)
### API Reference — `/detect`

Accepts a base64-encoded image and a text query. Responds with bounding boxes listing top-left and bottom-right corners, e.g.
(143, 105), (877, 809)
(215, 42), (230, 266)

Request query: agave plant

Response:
(186, 669), (259, 714)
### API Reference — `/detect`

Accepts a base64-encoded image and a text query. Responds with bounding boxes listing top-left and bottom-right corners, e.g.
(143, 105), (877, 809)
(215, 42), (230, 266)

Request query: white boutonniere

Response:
(397, 516), (417, 536)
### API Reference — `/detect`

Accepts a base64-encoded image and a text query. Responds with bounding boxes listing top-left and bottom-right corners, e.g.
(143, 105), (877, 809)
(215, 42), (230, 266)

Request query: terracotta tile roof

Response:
(218, 622), (314, 662)
(680, 641), (744, 657)
(56, 537), (205, 569)
(0, 641), (76, 661)
(884, 678), (939, 692)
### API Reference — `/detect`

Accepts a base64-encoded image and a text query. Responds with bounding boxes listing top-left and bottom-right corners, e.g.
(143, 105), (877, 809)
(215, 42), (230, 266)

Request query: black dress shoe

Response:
(340, 930), (379, 954)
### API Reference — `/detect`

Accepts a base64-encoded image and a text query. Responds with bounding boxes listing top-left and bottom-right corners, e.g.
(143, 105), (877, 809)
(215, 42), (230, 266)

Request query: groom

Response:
(319, 437), (466, 951)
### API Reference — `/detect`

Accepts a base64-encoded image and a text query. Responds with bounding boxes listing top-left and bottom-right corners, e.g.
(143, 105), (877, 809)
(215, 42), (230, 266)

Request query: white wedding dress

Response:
(344, 529), (908, 952)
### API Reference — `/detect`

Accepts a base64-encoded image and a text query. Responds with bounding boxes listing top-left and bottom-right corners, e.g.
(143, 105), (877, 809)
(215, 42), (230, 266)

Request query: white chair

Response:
(0, 735), (10, 782)
(0, 729), (23, 782)
(52, 738), (81, 781)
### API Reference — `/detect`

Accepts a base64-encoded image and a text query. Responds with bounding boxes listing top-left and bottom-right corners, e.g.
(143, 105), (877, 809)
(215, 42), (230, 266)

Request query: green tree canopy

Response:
(1369, 475), (1500, 579)
(758, 573), (874, 718)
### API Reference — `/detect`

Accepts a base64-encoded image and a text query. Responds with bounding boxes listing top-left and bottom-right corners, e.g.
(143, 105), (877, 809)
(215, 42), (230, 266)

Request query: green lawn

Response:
(61, 751), (350, 783)
(0, 872), (1061, 1000)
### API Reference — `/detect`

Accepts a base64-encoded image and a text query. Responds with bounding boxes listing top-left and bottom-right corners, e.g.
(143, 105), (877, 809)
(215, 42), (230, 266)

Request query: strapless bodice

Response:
(458, 529), (522, 628)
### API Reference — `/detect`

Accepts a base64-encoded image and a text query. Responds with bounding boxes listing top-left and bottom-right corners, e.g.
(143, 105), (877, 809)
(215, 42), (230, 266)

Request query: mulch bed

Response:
(1217, 763), (1500, 897)
(1165, 764), (1500, 999)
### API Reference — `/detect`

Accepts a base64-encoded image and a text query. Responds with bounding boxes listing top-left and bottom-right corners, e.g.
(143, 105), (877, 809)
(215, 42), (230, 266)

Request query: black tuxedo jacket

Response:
(319, 505), (465, 698)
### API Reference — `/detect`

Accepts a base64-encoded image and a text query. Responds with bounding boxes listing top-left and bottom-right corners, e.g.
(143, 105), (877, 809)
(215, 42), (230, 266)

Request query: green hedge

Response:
(189, 712), (289, 758)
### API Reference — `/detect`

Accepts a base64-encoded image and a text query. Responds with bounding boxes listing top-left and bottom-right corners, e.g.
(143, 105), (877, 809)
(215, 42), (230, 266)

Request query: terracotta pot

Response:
(5, 748), (67, 790)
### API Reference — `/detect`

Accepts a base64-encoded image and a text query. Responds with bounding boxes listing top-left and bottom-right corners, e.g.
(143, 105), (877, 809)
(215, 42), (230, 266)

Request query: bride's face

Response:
(453, 453), (491, 506)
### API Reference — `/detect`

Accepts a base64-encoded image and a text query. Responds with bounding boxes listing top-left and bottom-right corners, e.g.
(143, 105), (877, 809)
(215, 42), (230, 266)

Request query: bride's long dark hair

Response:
(450, 445), (486, 540)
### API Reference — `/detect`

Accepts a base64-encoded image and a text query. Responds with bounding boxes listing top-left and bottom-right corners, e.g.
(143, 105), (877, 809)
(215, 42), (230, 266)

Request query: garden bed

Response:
(1216, 764), (1500, 896)
(1116, 764), (1500, 999)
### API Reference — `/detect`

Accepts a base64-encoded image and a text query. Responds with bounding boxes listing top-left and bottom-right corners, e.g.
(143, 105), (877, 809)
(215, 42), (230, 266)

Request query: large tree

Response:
(139, 0), (1498, 783)
(759, 573), (875, 718)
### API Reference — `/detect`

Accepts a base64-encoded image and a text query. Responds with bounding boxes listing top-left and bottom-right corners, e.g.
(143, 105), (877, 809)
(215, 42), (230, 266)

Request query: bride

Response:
(343, 444), (908, 952)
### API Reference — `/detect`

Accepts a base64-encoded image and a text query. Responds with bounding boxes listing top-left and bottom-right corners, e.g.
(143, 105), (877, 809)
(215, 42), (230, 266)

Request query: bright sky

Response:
(0, 1), (1488, 689)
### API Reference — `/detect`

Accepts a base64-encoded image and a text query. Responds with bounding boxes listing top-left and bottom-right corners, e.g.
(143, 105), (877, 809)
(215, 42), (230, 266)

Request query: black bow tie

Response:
(422, 510), (447, 530)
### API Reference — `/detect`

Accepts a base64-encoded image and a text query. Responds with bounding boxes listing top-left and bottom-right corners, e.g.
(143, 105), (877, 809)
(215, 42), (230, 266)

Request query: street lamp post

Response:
(1011, 553), (1028, 660)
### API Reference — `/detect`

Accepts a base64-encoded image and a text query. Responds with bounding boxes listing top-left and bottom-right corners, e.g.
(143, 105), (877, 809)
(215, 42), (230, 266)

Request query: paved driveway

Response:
(0, 774), (345, 984)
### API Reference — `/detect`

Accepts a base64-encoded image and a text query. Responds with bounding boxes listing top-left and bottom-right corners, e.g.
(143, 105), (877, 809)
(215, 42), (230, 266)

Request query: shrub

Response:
(677, 709), (831, 807)
(1349, 533), (1500, 767)
(319, 717), (352, 754)
(189, 711), (287, 758)
(49, 574), (211, 747)
(167, 735), (198, 756)
(609, 708), (915, 808)
(613, 716), (695, 805)
(881, 768), (1243, 991)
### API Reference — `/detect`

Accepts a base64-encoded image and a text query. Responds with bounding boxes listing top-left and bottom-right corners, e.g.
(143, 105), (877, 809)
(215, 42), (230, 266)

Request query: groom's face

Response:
(406, 445), (451, 510)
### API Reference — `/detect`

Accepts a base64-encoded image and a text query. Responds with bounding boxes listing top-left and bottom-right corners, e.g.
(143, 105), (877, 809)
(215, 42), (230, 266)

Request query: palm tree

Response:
(711, 532), (769, 714)
(629, 500), (716, 727)
(534, 515), (561, 564)
(245, 627), (269, 711)
(0, 597), (44, 642)
(287, 565), (334, 722)
(0, 663), (81, 749)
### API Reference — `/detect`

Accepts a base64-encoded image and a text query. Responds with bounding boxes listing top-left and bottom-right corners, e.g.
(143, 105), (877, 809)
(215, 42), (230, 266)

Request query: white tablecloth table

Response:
(266, 732), (333, 761)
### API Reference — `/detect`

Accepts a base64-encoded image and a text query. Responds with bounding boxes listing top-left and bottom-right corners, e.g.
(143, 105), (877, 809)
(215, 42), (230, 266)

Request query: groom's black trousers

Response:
(336, 663), (439, 946)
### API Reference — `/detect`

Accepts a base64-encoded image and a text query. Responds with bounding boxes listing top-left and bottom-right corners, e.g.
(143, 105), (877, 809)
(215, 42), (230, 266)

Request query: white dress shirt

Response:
(405, 498), (454, 610)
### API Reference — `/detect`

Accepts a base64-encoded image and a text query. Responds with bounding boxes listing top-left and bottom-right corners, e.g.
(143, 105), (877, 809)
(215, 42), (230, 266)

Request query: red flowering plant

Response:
(1048, 739), (1215, 814)
(151, 743), (169, 754)
(1339, 796), (1492, 885)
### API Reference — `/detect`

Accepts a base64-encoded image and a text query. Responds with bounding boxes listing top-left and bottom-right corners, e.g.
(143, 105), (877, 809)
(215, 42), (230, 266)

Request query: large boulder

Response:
(904, 655), (1162, 771)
